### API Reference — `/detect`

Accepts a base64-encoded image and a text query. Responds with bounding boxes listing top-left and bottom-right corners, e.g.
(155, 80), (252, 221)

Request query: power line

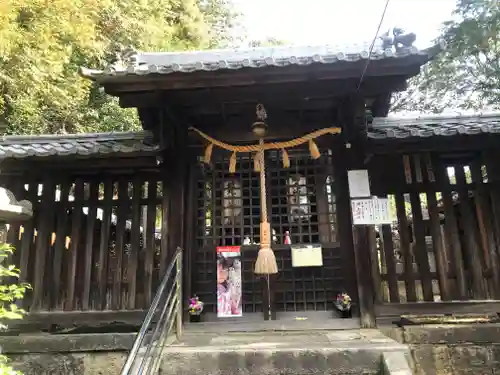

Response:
(356, 0), (391, 92)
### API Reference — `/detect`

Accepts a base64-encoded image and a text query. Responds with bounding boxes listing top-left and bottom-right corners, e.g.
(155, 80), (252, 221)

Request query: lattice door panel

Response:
(267, 148), (338, 245)
(194, 147), (343, 312)
(274, 246), (346, 311)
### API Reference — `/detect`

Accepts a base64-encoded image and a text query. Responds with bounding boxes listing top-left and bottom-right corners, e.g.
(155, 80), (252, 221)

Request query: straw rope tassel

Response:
(309, 140), (321, 159)
(254, 139), (278, 275)
(204, 143), (213, 164)
(282, 148), (290, 168)
(229, 152), (237, 173)
(253, 152), (261, 172)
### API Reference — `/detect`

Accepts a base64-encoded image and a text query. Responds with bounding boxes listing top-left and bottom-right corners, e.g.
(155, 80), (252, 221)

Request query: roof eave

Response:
(80, 41), (447, 86)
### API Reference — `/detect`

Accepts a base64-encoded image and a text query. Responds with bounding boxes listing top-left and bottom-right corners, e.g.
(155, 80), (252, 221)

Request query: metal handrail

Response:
(121, 247), (183, 375)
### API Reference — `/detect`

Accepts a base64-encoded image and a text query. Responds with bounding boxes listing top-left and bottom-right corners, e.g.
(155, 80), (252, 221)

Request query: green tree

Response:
(392, 0), (500, 113)
(199, 0), (241, 48)
(0, 0), (239, 135)
(0, 244), (30, 375)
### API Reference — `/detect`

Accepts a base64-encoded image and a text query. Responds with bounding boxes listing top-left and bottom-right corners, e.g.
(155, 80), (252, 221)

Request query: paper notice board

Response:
(347, 170), (371, 198)
(291, 244), (323, 267)
(351, 198), (394, 225)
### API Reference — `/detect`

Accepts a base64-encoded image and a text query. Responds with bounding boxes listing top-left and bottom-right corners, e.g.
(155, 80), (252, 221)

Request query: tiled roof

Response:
(368, 113), (500, 139)
(0, 131), (158, 159)
(81, 41), (445, 80)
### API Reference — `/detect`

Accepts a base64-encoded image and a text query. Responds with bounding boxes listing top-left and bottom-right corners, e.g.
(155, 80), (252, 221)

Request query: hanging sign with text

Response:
(351, 198), (394, 225)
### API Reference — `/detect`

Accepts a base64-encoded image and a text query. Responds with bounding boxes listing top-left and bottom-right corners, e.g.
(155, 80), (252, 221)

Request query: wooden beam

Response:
(381, 224), (400, 303)
(7, 310), (149, 329)
(82, 180), (99, 310)
(97, 178), (113, 309)
(367, 135), (500, 155)
(375, 301), (500, 317)
(118, 77), (408, 108)
(144, 180), (157, 307)
(52, 180), (70, 309)
(408, 185), (434, 301)
(434, 159), (468, 300)
(65, 179), (84, 311)
(0, 156), (159, 175)
(112, 179), (129, 309)
(31, 179), (56, 311)
(395, 191), (417, 302)
(183, 153), (198, 320)
(127, 175), (142, 309)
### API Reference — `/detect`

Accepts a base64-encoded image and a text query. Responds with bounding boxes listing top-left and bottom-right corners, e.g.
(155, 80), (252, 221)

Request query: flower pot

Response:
(339, 309), (352, 319)
(189, 314), (201, 323)
(333, 303), (352, 318)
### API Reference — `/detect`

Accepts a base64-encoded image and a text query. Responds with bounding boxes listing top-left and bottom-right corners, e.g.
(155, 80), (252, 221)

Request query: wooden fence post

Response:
(353, 225), (376, 328)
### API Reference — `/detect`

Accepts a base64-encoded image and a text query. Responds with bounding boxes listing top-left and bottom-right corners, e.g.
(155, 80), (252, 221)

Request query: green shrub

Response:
(0, 244), (31, 375)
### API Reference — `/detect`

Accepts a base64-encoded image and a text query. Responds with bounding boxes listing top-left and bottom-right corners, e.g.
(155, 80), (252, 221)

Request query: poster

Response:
(347, 170), (371, 198)
(216, 246), (243, 318)
(351, 198), (394, 225)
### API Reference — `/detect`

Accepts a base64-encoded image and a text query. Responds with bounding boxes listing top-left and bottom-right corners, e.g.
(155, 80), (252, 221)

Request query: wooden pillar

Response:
(483, 151), (500, 296)
(183, 153), (198, 320)
(159, 113), (189, 272)
(158, 109), (190, 321)
(336, 95), (376, 328)
(352, 226), (377, 328)
(337, 155), (376, 328)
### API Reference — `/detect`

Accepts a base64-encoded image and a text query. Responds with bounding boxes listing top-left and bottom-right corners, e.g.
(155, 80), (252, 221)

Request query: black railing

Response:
(121, 247), (183, 375)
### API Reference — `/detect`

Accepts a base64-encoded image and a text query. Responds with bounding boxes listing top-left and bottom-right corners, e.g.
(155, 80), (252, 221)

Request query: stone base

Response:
(10, 352), (126, 375)
(160, 329), (410, 375)
(2, 330), (412, 375)
(381, 323), (500, 375)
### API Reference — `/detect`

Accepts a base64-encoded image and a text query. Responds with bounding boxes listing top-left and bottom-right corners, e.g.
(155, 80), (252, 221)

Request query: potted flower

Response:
(334, 292), (352, 318)
(188, 296), (204, 322)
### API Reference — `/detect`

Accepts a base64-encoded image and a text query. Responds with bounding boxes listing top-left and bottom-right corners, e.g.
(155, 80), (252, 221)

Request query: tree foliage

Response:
(392, 0), (500, 113)
(0, 244), (30, 375)
(0, 0), (239, 135)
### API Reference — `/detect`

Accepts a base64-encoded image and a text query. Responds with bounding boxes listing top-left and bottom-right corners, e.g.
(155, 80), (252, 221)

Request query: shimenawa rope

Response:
(190, 126), (342, 275)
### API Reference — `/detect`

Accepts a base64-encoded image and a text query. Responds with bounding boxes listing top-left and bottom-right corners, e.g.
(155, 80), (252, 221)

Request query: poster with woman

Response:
(216, 246), (242, 318)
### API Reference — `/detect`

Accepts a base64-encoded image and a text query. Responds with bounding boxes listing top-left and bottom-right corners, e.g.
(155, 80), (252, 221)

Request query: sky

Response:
(233, 0), (457, 48)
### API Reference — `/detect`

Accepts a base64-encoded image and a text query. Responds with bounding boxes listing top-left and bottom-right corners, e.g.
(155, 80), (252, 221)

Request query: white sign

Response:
(291, 244), (323, 267)
(347, 170), (371, 198)
(351, 198), (394, 225)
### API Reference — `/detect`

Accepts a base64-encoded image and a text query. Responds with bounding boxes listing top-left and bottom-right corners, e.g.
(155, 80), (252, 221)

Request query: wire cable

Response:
(356, 0), (391, 92)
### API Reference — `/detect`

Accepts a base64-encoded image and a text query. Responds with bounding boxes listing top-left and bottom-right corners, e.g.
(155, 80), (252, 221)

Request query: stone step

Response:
(155, 330), (413, 375)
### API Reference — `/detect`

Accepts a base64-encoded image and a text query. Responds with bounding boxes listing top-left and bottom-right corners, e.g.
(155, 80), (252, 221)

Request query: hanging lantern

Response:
(251, 103), (268, 138)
